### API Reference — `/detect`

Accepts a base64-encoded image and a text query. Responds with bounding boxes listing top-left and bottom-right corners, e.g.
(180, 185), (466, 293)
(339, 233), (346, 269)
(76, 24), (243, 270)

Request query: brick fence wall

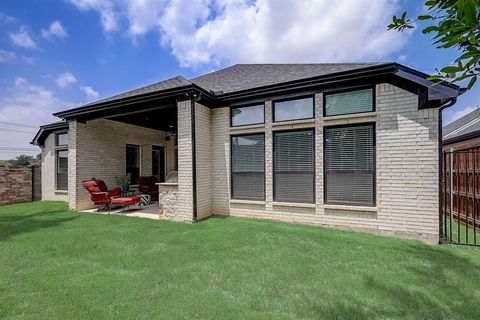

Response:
(0, 166), (41, 206)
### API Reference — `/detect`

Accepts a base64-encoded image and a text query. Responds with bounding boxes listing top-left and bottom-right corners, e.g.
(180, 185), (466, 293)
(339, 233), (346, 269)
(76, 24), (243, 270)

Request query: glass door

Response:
(152, 145), (165, 182)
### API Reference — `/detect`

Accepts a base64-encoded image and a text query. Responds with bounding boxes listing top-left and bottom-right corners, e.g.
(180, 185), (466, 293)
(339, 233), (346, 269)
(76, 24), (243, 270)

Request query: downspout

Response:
(438, 97), (457, 242)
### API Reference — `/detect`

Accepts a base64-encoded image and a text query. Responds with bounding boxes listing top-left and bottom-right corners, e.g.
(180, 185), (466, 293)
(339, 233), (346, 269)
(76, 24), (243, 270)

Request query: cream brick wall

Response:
(176, 99), (194, 221)
(210, 107), (230, 215)
(195, 102), (212, 219)
(46, 82), (440, 242)
(70, 119), (172, 210)
(41, 133), (69, 202)
(210, 83), (440, 243)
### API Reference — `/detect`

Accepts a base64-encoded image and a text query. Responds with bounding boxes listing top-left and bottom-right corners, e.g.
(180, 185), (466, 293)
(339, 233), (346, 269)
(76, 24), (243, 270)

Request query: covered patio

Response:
(52, 78), (215, 222)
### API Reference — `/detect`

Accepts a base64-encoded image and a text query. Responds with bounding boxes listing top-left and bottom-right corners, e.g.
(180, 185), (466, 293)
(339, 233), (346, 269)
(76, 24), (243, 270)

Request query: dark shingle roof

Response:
(191, 63), (388, 94)
(82, 76), (191, 107)
(31, 120), (69, 146)
(443, 108), (480, 142)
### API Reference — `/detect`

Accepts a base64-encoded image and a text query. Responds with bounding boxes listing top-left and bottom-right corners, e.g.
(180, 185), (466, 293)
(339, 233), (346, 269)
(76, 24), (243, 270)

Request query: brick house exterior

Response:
(32, 63), (462, 243)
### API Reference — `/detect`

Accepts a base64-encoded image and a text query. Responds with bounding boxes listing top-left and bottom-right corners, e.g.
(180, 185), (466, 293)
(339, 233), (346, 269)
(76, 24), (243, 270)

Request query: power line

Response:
(0, 128), (37, 134)
(0, 147), (39, 151)
(0, 121), (38, 128)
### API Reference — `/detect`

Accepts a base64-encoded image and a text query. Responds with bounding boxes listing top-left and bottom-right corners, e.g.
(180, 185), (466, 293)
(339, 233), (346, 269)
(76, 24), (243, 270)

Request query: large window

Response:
(126, 144), (140, 184)
(231, 134), (265, 200)
(56, 132), (68, 146)
(273, 97), (314, 122)
(324, 124), (375, 206)
(273, 130), (314, 203)
(231, 104), (264, 127)
(56, 150), (68, 191)
(324, 88), (374, 117)
(55, 131), (68, 191)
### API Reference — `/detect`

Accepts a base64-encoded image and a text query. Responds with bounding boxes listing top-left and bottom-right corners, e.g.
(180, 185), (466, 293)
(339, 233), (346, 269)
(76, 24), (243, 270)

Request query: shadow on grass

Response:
(321, 243), (480, 319)
(0, 208), (78, 242)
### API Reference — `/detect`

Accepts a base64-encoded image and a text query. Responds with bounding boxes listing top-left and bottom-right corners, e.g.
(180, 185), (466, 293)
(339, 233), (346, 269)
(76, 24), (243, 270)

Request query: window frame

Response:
(230, 132), (266, 201)
(323, 85), (376, 118)
(273, 128), (316, 204)
(126, 144), (141, 183)
(55, 149), (68, 191)
(55, 130), (68, 147)
(230, 103), (265, 128)
(272, 95), (315, 123)
(323, 122), (376, 207)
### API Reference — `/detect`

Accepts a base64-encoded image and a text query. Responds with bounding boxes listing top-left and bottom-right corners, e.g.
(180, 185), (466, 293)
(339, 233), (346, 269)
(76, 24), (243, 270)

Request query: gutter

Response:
(438, 97), (457, 242)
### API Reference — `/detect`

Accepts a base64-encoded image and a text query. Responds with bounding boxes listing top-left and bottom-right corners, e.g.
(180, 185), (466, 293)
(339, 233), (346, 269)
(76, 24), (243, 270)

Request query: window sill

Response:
(323, 112), (377, 122)
(230, 124), (265, 132)
(230, 199), (265, 205)
(272, 201), (316, 208)
(323, 204), (377, 212)
(271, 118), (315, 129)
(55, 190), (68, 194)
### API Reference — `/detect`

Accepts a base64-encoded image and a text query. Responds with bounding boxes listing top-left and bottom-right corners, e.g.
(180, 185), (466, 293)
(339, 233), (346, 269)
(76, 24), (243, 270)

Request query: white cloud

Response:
(81, 86), (100, 101)
(9, 25), (38, 50)
(68, 0), (409, 67)
(22, 55), (35, 64)
(41, 20), (69, 40)
(55, 72), (77, 88)
(69, 0), (119, 32)
(449, 106), (479, 124)
(0, 12), (16, 24)
(0, 49), (16, 63)
(0, 77), (72, 158)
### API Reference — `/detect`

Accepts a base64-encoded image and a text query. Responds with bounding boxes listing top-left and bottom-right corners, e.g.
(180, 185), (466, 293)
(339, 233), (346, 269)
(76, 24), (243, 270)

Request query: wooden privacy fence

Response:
(442, 148), (480, 245)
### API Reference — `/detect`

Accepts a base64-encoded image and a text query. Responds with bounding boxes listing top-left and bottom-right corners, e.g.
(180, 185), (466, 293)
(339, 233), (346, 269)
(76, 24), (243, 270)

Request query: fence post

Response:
(31, 165), (35, 202)
(450, 148), (454, 241)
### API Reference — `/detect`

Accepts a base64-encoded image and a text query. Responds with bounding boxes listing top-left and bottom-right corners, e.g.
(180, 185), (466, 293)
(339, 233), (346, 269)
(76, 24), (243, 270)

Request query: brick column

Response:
(68, 120), (78, 210)
(265, 101), (273, 209)
(176, 99), (194, 221)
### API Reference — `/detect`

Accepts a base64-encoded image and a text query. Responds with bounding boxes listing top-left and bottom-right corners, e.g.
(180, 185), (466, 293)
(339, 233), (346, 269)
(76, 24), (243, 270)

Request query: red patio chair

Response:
(136, 176), (159, 199)
(82, 179), (140, 212)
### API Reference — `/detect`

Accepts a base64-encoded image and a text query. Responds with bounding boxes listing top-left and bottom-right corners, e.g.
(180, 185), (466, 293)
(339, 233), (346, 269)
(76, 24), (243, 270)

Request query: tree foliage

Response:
(388, 0), (480, 90)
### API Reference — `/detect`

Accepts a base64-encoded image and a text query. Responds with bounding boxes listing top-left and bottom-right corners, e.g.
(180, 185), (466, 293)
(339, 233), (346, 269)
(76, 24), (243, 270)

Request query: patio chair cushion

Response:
(82, 179), (122, 206)
(111, 196), (141, 206)
(136, 176), (159, 198)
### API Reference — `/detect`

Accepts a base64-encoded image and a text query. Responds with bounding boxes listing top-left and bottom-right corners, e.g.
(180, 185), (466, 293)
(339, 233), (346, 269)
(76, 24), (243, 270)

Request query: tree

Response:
(388, 0), (480, 90)
(10, 155), (36, 166)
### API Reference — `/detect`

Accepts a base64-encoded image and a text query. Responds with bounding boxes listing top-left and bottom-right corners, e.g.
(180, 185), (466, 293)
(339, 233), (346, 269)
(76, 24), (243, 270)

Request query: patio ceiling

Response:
(108, 105), (177, 132)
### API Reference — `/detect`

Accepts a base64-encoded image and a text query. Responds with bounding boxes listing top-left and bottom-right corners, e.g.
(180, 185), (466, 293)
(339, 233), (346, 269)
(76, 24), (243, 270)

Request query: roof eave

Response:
(53, 84), (216, 119)
(215, 63), (398, 101)
(31, 122), (69, 146)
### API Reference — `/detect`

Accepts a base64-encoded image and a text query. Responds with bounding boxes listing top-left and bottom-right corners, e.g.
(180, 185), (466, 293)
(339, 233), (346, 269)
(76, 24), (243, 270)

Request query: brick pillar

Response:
(68, 120), (78, 210)
(265, 101), (273, 209)
(176, 99), (195, 221)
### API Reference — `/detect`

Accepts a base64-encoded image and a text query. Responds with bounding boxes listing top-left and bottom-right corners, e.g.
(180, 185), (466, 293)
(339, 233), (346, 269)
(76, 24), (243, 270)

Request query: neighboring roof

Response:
(191, 63), (387, 94)
(31, 121), (68, 146)
(443, 108), (480, 144)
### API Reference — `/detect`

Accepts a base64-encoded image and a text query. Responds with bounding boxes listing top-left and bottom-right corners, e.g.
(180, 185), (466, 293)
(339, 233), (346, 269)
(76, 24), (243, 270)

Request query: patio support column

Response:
(67, 120), (78, 210)
(176, 97), (196, 221)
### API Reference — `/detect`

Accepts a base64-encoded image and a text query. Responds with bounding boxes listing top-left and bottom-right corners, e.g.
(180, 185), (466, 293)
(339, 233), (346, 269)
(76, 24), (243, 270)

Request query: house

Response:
(443, 107), (480, 150)
(32, 63), (463, 243)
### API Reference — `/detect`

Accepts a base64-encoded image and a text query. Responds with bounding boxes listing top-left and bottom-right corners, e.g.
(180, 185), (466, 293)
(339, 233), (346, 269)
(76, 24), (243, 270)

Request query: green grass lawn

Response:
(1, 202), (480, 319)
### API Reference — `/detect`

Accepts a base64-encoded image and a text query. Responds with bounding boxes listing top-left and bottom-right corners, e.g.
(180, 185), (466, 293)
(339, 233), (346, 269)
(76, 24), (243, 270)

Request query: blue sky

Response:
(0, 0), (478, 159)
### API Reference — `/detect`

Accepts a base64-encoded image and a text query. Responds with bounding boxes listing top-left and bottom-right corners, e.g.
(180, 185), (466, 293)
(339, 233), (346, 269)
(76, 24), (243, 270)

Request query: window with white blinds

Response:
(231, 134), (265, 200)
(274, 130), (314, 203)
(324, 124), (375, 206)
(325, 88), (374, 116)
